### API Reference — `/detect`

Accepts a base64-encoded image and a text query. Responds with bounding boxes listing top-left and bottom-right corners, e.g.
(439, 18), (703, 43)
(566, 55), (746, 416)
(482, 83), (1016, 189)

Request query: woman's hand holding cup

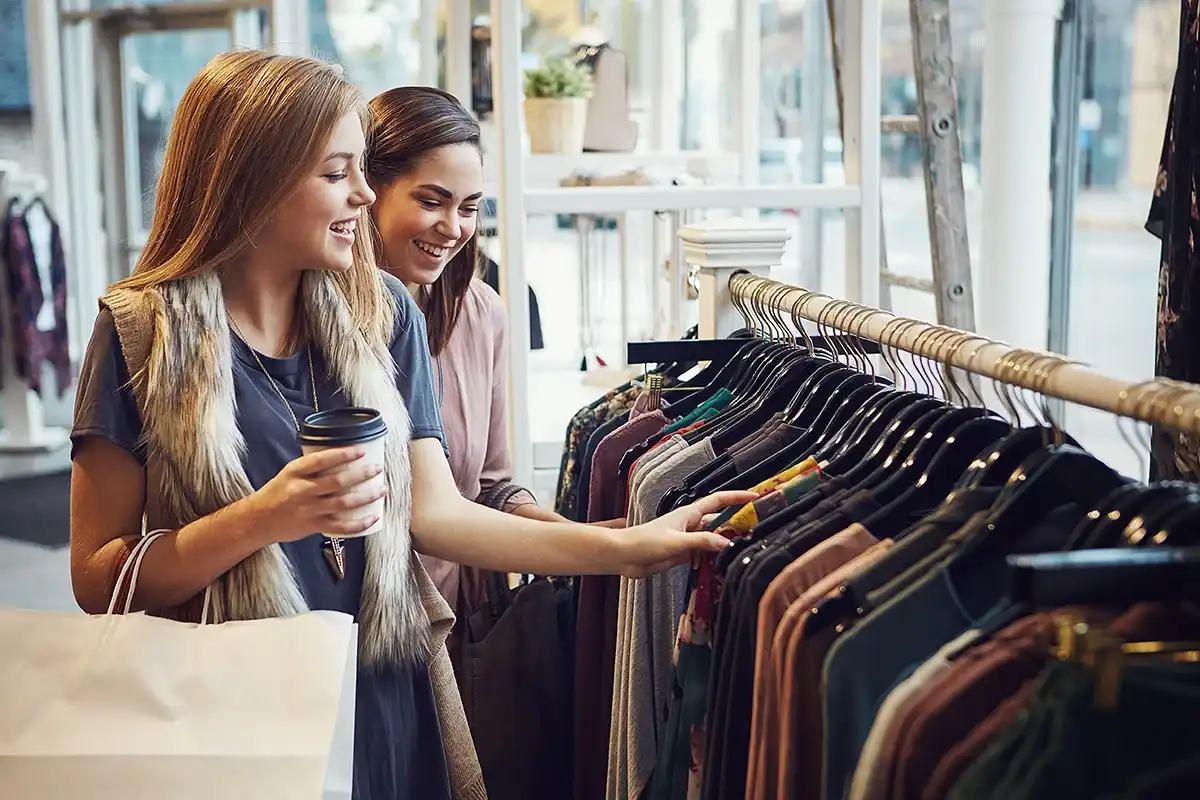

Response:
(245, 447), (387, 544)
(244, 408), (390, 544)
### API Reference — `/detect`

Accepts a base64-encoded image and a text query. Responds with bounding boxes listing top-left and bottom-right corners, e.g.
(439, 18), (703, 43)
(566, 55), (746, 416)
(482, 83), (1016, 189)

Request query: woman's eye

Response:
(325, 172), (348, 183)
(419, 199), (440, 209)
(461, 206), (478, 216)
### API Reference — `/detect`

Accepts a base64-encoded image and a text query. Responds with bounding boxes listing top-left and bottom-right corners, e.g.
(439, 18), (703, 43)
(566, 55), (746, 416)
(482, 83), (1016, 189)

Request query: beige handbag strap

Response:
(105, 530), (214, 623)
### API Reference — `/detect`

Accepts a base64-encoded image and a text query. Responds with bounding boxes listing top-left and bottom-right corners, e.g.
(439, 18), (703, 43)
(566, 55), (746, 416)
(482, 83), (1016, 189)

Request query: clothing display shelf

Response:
(0, 162), (69, 453)
(684, 217), (1200, 438)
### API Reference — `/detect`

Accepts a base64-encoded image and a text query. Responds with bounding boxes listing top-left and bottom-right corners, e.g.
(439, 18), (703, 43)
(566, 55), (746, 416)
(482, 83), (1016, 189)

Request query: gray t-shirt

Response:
(70, 274), (452, 800)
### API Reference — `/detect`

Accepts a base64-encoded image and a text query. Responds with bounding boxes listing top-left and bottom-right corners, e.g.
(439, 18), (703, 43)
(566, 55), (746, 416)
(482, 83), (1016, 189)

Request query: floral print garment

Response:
(553, 383), (645, 519)
(1148, 0), (1200, 481)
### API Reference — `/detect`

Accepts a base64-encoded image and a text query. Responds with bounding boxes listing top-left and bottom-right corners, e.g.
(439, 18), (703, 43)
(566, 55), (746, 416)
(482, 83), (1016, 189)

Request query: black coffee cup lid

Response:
(298, 408), (388, 446)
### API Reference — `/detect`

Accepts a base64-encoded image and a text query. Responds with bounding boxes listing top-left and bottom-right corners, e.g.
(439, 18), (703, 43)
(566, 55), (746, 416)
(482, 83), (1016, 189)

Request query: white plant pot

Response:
(523, 96), (589, 154)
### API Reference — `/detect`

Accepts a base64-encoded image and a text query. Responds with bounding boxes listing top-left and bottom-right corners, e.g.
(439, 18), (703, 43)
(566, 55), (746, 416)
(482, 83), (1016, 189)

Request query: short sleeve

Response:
(70, 307), (146, 463)
(384, 275), (447, 450)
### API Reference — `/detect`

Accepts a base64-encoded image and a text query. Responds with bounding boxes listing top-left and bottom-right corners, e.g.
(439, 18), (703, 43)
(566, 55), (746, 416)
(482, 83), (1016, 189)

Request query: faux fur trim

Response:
(102, 269), (429, 664)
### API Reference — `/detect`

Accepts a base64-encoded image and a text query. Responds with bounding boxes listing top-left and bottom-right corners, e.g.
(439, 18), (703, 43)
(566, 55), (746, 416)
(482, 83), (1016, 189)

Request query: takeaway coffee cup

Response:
(298, 408), (389, 537)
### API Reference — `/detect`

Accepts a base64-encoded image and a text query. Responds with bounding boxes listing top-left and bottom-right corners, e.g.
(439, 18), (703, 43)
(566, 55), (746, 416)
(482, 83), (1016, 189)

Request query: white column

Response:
(270, 0), (310, 56)
(736, 0), (761, 217)
(446, 0), (473, 107)
(649, 0), (683, 150)
(841, 0), (882, 307)
(417, 0), (439, 87)
(60, 7), (106, 353)
(681, 219), (791, 339)
(489, 0), (532, 489)
(979, 0), (1064, 350)
(799, 0), (827, 290)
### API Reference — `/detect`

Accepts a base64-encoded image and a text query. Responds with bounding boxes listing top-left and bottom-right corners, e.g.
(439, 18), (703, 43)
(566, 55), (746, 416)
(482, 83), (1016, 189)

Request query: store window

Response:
(1058, 0), (1171, 475)
(317, 0), (425, 98)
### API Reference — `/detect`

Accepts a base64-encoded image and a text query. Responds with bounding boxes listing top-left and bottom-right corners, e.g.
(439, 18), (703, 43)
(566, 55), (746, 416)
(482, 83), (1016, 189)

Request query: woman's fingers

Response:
(290, 446), (367, 476)
(690, 490), (758, 517)
(658, 490), (755, 533)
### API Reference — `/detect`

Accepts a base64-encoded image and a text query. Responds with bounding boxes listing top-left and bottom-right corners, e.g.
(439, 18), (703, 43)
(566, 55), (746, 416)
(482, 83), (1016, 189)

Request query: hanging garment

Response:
(574, 324), (1200, 800)
(456, 571), (574, 800)
(480, 253), (543, 350)
(1, 197), (71, 396)
(1147, 0), (1200, 481)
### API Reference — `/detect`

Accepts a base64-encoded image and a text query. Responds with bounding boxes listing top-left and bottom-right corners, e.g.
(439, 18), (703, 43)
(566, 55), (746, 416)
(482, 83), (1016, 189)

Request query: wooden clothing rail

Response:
(674, 218), (1200, 437)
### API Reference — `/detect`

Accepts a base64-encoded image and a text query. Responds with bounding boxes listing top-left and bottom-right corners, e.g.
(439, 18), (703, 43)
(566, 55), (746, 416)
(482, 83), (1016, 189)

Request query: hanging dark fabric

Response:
(1, 197), (71, 397)
(455, 572), (574, 799)
(480, 253), (544, 350)
(1147, 0), (1200, 481)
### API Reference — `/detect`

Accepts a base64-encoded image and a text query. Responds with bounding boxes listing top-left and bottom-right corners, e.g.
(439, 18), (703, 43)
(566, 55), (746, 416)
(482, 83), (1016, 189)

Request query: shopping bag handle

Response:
(105, 530), (214, 623)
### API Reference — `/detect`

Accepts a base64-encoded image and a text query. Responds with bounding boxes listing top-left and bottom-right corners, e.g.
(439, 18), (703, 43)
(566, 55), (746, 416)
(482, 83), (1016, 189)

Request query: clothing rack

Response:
(0, 161), (69, 453)
(676, 217), (1200, 437)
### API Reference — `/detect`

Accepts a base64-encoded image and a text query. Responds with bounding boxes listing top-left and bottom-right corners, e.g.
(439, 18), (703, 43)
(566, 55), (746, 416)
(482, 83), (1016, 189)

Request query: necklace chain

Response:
(226, 312), (345, 575)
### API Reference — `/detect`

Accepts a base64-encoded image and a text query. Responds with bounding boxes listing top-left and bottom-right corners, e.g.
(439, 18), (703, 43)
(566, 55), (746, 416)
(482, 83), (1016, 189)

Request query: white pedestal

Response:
(679, 218), (792, 339)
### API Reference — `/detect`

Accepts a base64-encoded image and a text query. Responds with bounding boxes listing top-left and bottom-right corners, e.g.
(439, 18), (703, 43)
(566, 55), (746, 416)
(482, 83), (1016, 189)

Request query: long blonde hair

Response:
(114, 49), (393, 344)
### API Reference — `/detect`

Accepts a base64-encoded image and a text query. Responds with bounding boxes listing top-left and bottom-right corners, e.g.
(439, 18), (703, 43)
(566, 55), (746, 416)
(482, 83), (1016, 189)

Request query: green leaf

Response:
(523, 56), (595, 99)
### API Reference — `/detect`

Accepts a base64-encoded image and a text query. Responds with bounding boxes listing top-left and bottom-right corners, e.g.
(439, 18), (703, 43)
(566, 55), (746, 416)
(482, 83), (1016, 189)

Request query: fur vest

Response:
(101, 269), (486, 799)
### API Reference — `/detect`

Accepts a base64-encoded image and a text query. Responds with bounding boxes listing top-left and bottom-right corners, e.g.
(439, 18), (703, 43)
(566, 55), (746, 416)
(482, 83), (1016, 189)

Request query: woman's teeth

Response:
(330, 220), (356, 236)
(416, 241), (449, 258)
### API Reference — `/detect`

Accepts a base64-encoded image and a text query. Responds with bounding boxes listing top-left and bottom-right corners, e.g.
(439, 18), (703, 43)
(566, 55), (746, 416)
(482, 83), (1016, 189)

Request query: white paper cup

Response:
(298, 408), (389, 538)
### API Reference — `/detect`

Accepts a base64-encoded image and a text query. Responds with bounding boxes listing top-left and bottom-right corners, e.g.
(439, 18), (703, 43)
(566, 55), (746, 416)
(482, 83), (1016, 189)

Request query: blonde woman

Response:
(68, 50), (745, 799)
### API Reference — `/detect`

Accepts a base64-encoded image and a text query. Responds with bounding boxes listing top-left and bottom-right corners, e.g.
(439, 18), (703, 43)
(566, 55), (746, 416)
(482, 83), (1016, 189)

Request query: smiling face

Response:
(371, 142), (483, 288)
(254, 110), (377, 274)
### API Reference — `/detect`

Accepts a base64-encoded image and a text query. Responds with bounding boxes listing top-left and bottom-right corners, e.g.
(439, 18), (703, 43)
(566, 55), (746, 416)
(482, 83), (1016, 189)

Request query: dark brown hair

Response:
(366, 86), (482, 356)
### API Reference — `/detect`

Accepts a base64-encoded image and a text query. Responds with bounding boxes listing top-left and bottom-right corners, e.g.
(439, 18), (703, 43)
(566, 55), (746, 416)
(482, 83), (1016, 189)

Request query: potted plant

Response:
(523, 57), (594, 154)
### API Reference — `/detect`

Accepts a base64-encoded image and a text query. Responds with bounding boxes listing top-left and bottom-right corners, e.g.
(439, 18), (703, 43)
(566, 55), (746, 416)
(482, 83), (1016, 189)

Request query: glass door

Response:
(82, 3), (269, 277)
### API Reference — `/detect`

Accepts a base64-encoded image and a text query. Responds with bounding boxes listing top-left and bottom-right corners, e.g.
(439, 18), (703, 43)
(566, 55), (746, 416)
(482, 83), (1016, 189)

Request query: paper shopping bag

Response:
(324, 621), (357, 800)
(0, 532), (358, 800)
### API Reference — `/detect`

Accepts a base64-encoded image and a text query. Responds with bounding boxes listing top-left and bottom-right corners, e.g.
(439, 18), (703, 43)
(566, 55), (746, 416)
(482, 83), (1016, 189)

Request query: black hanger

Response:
(711, 369), (879, 456)
(1147, 496), (1200, 547)
(1061, 482), (1143, 551)
(694, 353), (829, 448)
(794, 381), (895, 463)
(968, 445), (1126, 559)
(675, 368), (865, 502)
(1007, 546), (1200, 607)
(663, 363), (849, 503)
(1120, 484), (1200, 547)
(861, 415), (1010, 540)
(745, 400), (951, 540)
(956, 425), (1079, 490)
(1082, 481), (1192, 550)
(811, 389), (917, 469)
(835, 404), (972, 501)
(655, 338), (775, 421)
(854, 410), (998, 520)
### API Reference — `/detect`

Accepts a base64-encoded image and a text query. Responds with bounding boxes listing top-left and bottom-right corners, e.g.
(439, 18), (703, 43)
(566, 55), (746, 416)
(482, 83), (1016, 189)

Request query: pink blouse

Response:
(419, 279), (535, 608)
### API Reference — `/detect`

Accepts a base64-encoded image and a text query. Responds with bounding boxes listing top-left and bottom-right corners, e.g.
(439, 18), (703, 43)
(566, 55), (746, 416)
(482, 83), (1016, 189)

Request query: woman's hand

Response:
(614, 491), (756, 578)
(244, 446), (387, 543)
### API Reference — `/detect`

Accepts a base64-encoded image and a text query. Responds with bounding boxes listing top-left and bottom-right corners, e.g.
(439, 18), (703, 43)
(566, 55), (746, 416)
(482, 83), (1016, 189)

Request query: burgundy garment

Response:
(588, 408), (668, 522)
(1, 198), (71, 397)
(888, 611), (1100, 800)
(910, 602), (1200, 800)
(573, 409), (668, 800)
(921, 679), (1039, 800)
